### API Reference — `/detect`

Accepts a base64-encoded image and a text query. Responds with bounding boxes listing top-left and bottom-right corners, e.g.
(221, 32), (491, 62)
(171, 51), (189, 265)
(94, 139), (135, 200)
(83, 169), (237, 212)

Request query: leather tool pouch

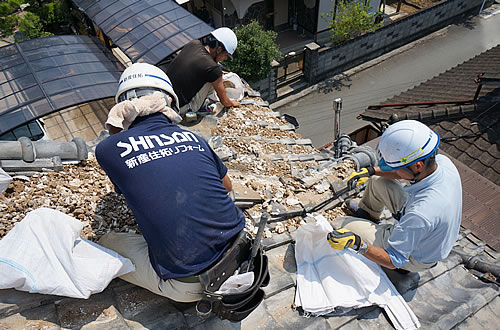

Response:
(196, 230), (270, 322)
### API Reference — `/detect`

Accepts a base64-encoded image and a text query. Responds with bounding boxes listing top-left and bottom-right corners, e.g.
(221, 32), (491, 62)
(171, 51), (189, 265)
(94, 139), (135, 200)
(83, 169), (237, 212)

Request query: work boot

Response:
(345, 199), (380, 224)
(197, 103), (213, 113)
(394, 268), (411, 275)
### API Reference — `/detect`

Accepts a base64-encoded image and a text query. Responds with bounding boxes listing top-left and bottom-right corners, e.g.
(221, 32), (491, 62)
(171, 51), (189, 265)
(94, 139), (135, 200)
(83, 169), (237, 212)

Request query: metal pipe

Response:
(479, 0), (487, 14)
(333, 97), (342, 144)
(336, 134), (352, 158)
(343, 146), (379, 170)
(452, 249), (500, 279)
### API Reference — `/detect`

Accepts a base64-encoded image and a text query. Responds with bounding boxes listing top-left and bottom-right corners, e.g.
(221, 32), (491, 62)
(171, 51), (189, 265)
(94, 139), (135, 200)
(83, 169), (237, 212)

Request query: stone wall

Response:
(249, 61), (279, 102)
(303, 0), (484, 84)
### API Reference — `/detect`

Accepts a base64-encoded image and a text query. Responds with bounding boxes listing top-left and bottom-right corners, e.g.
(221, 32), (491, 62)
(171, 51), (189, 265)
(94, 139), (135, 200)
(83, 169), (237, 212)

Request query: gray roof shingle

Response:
(360, 45), (500, 185)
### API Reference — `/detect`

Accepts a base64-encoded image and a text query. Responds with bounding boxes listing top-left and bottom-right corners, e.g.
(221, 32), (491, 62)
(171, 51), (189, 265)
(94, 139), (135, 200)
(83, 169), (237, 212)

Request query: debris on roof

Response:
(1, 79), (499, 329)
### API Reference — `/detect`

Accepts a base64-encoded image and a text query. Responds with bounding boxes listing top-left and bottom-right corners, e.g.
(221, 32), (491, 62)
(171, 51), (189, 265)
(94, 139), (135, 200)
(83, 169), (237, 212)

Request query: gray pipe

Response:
(0, 156), (63, 173)
(452, 249), (500, 279)
(336, 134), (352, 158)
(19, 137), (35, 162)
(0, 138), (88, 162)
(333, 98), (342, 143)
(343, 146), (379, 170)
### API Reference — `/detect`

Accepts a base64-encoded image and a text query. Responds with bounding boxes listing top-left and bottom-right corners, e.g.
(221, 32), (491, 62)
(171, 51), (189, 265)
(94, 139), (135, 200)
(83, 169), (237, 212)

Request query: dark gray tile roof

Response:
(359, 45), (500, 186)
(358, 44), (500, 252)
(1, 86), (499, 329)
(1, 224), (498, 329)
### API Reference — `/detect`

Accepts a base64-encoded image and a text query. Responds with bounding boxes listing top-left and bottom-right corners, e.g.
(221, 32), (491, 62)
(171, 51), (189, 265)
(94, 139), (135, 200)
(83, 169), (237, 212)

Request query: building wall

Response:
(250, 62), (279, 101)
(252, 0), (484, 103)
(317, 0), (332, 32)
(304, 0), (484, 84)
(274, 0), (289, 28)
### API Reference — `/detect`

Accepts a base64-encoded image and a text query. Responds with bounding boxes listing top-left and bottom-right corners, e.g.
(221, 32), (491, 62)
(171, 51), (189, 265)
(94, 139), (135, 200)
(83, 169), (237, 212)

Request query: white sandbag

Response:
(0, 167), (12, 194)
(294, 214), (420, 330)
(208, 72), (244, 102)
(0, 208), (135, 299)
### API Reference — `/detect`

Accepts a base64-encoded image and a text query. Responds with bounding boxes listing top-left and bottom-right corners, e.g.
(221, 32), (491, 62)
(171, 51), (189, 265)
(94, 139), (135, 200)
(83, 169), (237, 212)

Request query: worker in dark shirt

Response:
(97, 63), (244, 302)
(166, 27), (240, 115)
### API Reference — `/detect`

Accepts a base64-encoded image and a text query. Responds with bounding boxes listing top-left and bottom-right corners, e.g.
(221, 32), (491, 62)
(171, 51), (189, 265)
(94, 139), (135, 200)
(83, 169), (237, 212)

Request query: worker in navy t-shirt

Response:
(96, 63), (244, 303)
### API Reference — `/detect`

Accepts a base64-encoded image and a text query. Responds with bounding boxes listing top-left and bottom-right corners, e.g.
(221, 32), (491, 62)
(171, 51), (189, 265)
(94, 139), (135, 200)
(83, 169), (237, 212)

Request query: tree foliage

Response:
(0, 0), (68, 40)
(224, 20), (281, 82)
(19, 11), (53, 39)
(29, 0), (68, 29)
(0, 0), (22, 37)
(323, 0), (382, 44)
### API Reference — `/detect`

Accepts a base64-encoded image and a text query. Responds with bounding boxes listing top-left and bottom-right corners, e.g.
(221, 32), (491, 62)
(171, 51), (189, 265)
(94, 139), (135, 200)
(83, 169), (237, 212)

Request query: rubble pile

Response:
(208, 98), (356, 236)
(0, 158), (136, 241)
(0, 94), (356, 241)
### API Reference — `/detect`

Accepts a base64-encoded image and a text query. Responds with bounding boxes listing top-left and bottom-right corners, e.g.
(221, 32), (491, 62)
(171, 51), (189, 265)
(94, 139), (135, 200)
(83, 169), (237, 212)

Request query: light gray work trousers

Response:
(99, 232), (203, 302)
(341, 176), (437, 272)
(179, 82), (213, 116)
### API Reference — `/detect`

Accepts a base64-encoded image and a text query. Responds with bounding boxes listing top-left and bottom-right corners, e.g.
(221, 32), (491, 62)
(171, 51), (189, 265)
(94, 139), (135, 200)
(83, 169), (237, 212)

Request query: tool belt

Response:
(195, 230), (270, 322)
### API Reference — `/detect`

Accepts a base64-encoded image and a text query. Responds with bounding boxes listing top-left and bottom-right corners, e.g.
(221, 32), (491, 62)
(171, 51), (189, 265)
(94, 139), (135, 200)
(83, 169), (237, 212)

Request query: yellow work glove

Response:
(346, 165), (375, 190)
(327, 228), (361, 251)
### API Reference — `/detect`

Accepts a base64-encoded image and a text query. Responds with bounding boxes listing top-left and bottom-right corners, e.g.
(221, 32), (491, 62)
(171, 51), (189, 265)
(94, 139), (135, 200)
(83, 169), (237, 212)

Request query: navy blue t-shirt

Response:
(96, 113), (244, 279)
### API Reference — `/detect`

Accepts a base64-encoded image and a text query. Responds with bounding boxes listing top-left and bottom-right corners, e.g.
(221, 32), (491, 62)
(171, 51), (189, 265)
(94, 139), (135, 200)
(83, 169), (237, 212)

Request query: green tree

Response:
(224, 21), (281, 82)
(323, 0), (382, 44)
(18, 11), (53, 40)
(1, 0), (67, 40)
(29, 0), (69, 30)
(0, 0), (22, 37)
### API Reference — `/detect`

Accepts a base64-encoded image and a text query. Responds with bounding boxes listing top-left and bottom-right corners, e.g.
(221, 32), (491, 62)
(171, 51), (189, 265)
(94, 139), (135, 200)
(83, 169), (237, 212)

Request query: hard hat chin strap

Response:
(404, 166), (420, 184)
(404, 155), (434, 184)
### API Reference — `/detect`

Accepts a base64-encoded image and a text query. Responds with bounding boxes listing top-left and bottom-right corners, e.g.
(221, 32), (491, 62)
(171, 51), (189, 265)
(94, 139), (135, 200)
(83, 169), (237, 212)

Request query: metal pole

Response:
(333, 97), (342, 157)
(479, 0), (487, 14)
(333, 98), (342, 142)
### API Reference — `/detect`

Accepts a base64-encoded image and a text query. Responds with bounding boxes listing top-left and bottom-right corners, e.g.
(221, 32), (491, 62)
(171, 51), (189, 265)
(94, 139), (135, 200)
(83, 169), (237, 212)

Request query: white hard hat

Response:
(211, 27), (237, 56)
(115, 63), (180, 113)
(378, 120), (440, 172)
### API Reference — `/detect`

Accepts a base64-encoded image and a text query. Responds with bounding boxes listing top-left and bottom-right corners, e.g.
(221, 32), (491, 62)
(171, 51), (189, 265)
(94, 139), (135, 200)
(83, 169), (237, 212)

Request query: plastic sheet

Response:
(0, 167), (12, 194)
(0, 208), (135, 298)
(294, 214), (420, 329)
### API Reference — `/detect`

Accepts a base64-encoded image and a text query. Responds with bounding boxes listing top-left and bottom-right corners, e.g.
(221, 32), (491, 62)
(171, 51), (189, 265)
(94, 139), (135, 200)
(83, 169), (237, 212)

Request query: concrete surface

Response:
(273, 3), (500, 148)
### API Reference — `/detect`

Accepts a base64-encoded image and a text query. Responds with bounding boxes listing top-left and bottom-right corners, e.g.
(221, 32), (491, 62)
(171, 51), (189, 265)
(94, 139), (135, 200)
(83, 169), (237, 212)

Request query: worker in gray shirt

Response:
(328, 120), (462, 273)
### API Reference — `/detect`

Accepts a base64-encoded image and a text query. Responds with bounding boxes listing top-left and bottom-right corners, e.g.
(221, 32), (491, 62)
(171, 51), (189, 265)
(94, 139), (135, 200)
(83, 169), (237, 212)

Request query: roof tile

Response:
(361, 45), (500, 186)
